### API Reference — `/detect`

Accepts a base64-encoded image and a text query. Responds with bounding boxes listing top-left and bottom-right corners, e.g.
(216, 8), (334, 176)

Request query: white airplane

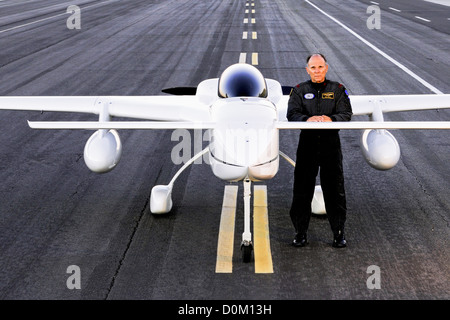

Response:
(1, 63), (449, 262)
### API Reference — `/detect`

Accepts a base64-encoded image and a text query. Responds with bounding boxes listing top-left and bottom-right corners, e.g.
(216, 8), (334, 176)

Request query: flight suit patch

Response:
(322, 92), (334, 99)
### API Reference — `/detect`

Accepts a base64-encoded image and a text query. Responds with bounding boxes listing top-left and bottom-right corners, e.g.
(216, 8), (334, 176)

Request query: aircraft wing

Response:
(277, 94), (450, 129)
(1, 92), (449, 130)
(276, 121), (450, 129)
(0, 95), (212, 123)
(27, 120), (215, 130)
(349, 94), (450, 116)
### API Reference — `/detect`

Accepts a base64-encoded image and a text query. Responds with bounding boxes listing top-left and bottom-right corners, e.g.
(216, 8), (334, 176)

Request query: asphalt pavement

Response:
(0, 0), (448, 304)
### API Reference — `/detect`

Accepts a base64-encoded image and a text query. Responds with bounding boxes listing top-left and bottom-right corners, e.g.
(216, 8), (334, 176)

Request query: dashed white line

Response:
(415, 16), (431, 22)
(389, 7), (401, 12)
(239, 52), (247, 63)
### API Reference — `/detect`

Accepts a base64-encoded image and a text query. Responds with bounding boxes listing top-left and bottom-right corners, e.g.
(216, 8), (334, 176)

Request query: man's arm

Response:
(287, 87), (310, 122)
(330, 85), (352, 122)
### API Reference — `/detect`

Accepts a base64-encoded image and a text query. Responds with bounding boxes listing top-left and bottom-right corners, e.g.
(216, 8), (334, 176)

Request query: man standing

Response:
(287, 53), (352, 248)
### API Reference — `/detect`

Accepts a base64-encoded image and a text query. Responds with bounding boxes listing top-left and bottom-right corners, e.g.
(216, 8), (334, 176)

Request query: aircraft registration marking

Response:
(215, 185), (238, 273)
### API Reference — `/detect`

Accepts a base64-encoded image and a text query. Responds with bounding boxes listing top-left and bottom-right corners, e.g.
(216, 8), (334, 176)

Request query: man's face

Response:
(306, 55), (328, 83)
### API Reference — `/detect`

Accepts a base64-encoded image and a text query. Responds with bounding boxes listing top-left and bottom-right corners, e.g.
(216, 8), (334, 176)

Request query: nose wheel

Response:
(241, 241), (253, 263)
(241, 178), (253, 263)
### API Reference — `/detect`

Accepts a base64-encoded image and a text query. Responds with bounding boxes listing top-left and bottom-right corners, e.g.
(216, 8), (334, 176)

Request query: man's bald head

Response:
(306, 53), (328, 83)
(306, 53), (327, 65)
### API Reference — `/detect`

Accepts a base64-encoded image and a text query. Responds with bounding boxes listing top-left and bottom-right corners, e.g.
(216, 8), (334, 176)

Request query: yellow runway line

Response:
(253, 185), (273, 273)
(215, 185), (238, 273)
(251, 52), (259, 65)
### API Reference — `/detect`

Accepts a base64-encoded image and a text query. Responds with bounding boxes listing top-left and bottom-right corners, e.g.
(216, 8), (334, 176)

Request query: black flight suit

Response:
(287, 79), (352, 237)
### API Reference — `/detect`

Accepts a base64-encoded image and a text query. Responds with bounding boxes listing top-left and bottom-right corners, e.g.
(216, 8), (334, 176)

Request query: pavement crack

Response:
(104, 196), (149, 299)
(403, 159), (450, 229)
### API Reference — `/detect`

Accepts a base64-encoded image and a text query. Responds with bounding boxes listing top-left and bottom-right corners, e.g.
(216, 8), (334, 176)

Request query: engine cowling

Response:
(84, 129), (122, 173)
(360, 129), (400, 170)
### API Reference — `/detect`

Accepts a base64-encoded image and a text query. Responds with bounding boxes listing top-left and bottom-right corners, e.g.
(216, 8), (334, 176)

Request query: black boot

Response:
(332, 230), (346, 248)
(292, 233), (308, 247)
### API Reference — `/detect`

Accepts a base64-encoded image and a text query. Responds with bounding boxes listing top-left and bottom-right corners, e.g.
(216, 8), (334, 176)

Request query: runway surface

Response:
(0, 0), (449, 302)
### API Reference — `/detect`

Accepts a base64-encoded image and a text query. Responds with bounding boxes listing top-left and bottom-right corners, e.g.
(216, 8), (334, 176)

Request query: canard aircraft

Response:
(1, 63), (449, 262)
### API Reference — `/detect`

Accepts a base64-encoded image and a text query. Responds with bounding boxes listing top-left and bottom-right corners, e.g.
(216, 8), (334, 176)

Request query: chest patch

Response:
(304, 93), (315, 99)
(322, 92), (334, 99)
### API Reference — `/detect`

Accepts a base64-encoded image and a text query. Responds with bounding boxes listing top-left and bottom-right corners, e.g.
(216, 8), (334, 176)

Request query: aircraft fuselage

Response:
(208, 97), (279, 181)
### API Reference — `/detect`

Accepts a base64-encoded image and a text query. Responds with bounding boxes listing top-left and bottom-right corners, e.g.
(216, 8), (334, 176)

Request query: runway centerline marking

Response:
(239, 52), (247, 63)
(253, 185), (273, 274)
(215, 185), (238, 273)
(252, 52), (259, 65)
(305, 0), (443, 94)
(215, 185), (273, 273)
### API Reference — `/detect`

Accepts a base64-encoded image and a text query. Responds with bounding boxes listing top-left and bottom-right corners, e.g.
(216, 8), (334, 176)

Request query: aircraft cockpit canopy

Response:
(218, 63), (268, 98)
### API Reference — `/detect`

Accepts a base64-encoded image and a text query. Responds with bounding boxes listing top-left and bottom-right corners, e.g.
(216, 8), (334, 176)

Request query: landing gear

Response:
(241, 241), (253, 263)
(279, 151), (326, 215)
(241, 177), (253, 263)
(150, 147), (209, 214)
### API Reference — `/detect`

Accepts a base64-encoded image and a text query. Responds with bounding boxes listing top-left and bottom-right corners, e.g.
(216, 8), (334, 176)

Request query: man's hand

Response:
(307, 115), (332, 122)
